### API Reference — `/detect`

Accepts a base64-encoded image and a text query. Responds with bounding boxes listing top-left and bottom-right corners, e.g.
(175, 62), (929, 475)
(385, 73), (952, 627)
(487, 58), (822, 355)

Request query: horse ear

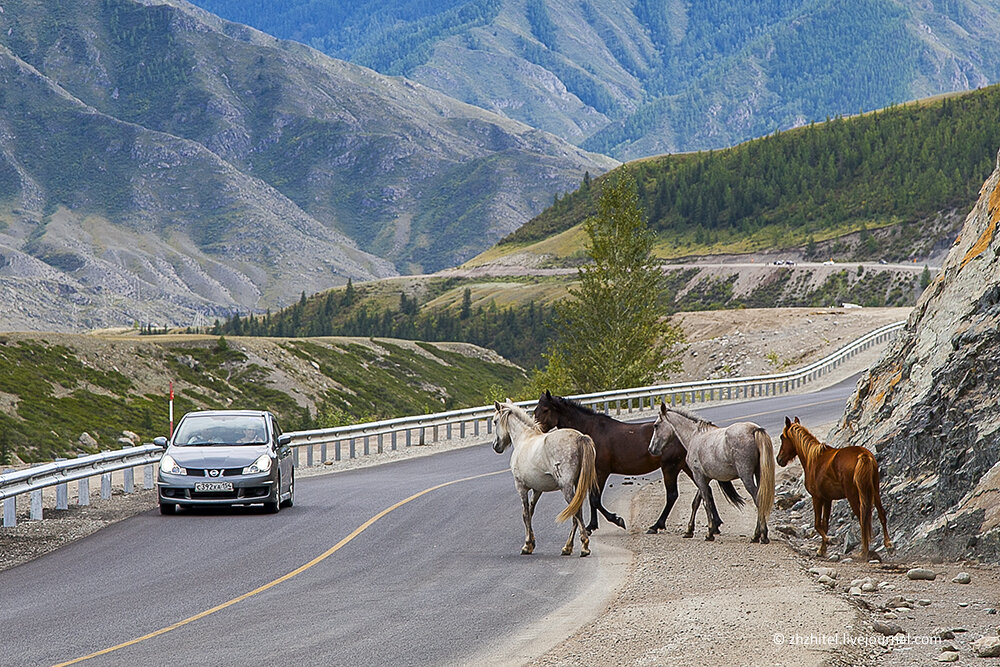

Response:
(545, 389), (551, 399)
(784, 416), (791, 427)
(494, 401), (501, 410)
(794, 416), (800, 424)
(660, 401), (667, 415)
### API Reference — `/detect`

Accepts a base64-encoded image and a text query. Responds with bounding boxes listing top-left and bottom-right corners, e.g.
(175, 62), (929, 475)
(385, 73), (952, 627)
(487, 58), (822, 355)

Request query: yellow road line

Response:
(54, 469), (507, 667)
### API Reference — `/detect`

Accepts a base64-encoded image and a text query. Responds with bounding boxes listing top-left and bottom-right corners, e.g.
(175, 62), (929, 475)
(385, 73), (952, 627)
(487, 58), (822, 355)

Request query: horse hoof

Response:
(682, 533), (693, 539)
(614, 518), (627, 530)
(760, 536), (769, 544)
(586, 525), (598, 534)
(705, 534), (715, 542)
(521, 547), (533, 555)
(646, 527), (659, 535)
(751, 536), (760, 543)
(561, 548), (572, 556)
(580, 550), (590, 558)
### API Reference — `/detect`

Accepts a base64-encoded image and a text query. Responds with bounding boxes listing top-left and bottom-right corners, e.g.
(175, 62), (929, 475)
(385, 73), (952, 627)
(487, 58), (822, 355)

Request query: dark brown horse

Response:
(777, 417), (892, 560)
(533, 391), (743, 534)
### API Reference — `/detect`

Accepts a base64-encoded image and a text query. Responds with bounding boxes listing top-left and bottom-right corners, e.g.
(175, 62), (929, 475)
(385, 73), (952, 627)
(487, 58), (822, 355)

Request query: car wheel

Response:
(264, 475), (281, 514)
(159, 500), (176, 515)
(281, 471), (294, 508)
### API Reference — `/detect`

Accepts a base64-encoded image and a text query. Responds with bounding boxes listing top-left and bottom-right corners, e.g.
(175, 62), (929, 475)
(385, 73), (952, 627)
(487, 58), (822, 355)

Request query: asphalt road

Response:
(0, 374), (862, 667)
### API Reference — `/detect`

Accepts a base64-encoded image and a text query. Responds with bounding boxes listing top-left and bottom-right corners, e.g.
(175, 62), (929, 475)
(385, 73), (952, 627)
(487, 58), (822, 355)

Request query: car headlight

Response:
(160, 454), (187, 476)
(242, 454), (272, 475)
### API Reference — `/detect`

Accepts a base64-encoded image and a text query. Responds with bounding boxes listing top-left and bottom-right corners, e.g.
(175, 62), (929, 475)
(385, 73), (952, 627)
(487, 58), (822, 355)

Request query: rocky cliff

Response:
(829, 148), (1000, 562)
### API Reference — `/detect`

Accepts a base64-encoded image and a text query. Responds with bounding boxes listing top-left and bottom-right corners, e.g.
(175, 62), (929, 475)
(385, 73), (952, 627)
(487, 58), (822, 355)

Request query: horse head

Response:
(492, 400), (513, 453)
(776, 416), (800, 466)
(648, 401), (676, 456)
(532, 389), (562, 432)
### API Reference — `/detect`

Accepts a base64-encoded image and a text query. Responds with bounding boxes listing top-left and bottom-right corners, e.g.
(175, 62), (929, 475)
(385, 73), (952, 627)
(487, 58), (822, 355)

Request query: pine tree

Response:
(550, 171), (684, 392)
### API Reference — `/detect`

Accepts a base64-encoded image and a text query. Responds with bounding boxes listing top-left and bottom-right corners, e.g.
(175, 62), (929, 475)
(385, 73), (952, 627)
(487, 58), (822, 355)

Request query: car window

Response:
(173, 415), (269, 446)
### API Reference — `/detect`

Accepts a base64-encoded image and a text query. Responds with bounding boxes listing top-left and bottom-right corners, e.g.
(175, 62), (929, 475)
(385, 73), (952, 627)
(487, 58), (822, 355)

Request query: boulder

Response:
(907, 568), (937, 581)
(872, 620), (903, 636)
(952, 572), (972, 584)
(78, 432), (98, 448)
(972, 636), (1000, 658)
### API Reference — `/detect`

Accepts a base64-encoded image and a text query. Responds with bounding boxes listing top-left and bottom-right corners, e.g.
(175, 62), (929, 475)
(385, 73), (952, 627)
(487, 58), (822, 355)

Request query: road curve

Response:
(0, 374), (862, 666)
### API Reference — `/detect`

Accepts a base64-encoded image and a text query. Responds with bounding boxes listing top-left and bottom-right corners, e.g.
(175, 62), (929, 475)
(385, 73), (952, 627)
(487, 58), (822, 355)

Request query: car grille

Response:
(186, 468), (244, 477)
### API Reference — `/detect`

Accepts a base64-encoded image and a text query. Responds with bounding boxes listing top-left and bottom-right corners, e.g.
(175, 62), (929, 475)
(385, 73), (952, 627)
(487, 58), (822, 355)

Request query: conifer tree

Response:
(550, 171), (684, 392)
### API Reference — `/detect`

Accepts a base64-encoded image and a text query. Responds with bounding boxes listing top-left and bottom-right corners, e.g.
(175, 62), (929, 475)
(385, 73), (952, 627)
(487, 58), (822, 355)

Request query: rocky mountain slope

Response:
(0, 0), (614, 331)
(828, 147), (1000, 562)
(192, 0), (1000, 159)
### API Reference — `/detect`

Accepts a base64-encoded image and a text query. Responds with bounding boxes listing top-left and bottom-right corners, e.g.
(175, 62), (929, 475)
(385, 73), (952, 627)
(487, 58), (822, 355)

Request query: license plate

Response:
(194, 481), (233, 492)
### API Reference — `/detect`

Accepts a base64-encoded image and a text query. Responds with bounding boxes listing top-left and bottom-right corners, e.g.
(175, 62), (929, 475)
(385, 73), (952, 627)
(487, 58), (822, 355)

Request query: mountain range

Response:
(190, 0), (1000, 159)
(0, 0), (613, 330)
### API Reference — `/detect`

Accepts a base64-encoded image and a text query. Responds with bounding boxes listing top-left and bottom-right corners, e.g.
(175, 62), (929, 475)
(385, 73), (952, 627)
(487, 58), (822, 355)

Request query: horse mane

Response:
(787, 422), (828, 467)
(501, 402), (539, 430)
(548, 395), (603, 418)
(666, 405), (716, 430)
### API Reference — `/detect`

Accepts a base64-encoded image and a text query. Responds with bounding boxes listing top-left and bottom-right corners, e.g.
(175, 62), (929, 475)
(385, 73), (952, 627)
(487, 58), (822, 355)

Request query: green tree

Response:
(920, 264), (931, 289)
(549, 171), (684, 392)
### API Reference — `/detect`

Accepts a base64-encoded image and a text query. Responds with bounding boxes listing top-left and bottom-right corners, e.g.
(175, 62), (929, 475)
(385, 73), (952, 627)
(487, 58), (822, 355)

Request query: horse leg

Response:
(689, 475), (719, 541)
(648, 464), (681, 534)
(578, 509), (591, 557)
(684, 490), (700, 538)
(845, 490), (868, 560)
(874, 486), (893, 551)
(739, 470), (768, 544)
(812, 496), (830, 556)
(520, 486), (539, 555)
(588, 472), (626, 532)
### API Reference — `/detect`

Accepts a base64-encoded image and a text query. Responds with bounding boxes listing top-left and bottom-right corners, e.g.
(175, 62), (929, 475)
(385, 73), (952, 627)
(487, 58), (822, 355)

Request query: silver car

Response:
(154, 410), (294, 515)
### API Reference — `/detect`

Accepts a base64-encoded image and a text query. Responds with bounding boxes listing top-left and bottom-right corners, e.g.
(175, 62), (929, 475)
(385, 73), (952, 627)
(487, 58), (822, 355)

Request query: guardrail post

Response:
(446, 423), (452, 440)
(418, 428), (424, 446)
(307, 444), (314, 467)
(460, 421), (466, 438)
(101, 472), (111, 500)
(406, 429), (413, 447)
(321, 443), (328, 463)
(603, 401), (609, 414)
(144, 465), (154, 490)
(294, 448), (300, 468)
(30, 489), (43, 520)
(433, 426), (439, 443)
(78, 476), (90, 506)
(55, 457), (68, 510)
(486, 419), (492, 434)
(335, 440), (342, 461)
(364, 436), (370, 456)
(474, 420), (480, 437)
(350, 438), (357, 458)
(378, 434), (384, 454)
(123, 466), (134, 494)
(391, 432), (398, 451)
(3, 492), (15, 528)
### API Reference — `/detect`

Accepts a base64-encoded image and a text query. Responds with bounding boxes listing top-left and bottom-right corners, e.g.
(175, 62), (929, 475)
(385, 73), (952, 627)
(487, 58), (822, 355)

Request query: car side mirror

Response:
(277, 434), (292, 447)
(153, 436), (168, 448)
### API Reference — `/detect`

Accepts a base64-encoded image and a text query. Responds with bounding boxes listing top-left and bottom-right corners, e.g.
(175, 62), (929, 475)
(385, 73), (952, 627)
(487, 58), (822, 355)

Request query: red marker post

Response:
(169, 382), (174, 438)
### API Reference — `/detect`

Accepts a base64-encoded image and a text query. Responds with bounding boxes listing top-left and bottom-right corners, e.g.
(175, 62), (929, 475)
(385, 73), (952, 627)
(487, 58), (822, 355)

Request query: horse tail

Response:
(717, 480), (746, 508)
(558, 435), (598, 523)
(754, 428), (775, 520)
(854, 452), (877, 549)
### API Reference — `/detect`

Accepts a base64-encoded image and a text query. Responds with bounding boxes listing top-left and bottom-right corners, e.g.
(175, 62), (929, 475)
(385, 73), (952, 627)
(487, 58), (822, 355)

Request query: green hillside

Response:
(500, 86), (1000, 260)
(0, 333), (523, 464)
(189, 0), (1000, 158)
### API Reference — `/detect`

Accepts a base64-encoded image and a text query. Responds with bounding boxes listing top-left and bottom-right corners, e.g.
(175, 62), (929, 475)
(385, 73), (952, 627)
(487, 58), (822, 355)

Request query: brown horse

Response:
(533, 391), (742, 534)
(777, 417), (892, 560)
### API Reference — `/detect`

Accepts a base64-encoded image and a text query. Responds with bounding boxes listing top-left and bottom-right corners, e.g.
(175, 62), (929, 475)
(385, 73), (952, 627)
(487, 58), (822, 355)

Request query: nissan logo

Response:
(209, 469), (220, 477)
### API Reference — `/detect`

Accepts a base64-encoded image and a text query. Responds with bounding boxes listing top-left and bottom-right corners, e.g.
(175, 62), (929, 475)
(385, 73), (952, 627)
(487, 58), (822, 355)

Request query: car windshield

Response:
(173, 415), (268, 447)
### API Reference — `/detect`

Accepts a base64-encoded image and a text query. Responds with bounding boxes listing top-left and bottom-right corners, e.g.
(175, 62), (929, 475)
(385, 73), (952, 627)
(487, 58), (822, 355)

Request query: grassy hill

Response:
(488, 85), (1000, 264)
(189, 0), (1000, 158)
(0, 332), (524, 464)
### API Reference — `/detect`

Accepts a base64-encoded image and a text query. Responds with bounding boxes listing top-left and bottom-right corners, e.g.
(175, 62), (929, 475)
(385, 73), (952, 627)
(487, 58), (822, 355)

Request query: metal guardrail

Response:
(0, 320), (904, 527)
(283, 320), (905, 464)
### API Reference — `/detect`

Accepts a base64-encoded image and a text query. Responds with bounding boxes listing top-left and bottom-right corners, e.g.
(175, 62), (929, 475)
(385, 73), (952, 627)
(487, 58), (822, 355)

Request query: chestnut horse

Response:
(533, 391), (742, 534)
(777, 417), (892, 560)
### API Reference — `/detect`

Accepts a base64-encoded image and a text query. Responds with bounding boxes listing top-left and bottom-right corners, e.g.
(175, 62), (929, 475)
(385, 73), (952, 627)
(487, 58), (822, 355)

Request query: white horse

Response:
(649, 402), (775, 544)
(492, 400), (598, 556)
